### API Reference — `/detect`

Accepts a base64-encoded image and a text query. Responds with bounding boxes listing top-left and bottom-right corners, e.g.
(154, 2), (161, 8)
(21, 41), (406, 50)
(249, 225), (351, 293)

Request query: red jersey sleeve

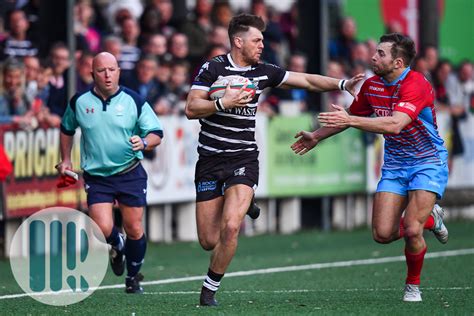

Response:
(348, 81), (373, 116)
(393, 74), (434, 120)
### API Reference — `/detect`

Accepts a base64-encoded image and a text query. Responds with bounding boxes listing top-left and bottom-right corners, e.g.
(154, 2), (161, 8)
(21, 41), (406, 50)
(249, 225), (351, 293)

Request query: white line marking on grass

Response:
(139, 287), (472, 295)
(1, 248), (473, 300)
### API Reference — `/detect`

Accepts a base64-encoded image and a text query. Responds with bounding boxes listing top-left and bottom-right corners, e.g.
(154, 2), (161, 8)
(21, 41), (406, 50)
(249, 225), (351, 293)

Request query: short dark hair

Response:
(379, 33), (416, 67)
(228, 14), (265, 46)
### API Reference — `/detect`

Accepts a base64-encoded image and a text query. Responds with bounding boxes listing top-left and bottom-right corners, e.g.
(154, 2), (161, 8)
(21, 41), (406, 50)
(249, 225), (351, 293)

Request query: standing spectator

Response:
(75, 0), (101, 54)
(47, 42), (70, 118)
(211, 1), (233, 28)
(181, 0), (213, 64)
(280, 2), (298, 53)
(76, 52), (94, 94)
(57, 52), (163, 294)
(0, 9), (38, 60)
(422, 45), (438, 83)
(117, 17), (141, 78)
(329, 16), (358, 68)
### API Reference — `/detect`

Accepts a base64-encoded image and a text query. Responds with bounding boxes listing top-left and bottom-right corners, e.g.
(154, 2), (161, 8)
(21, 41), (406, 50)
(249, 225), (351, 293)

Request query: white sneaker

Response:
(403, 284), (422, 302)
(431, 204), (448, 244)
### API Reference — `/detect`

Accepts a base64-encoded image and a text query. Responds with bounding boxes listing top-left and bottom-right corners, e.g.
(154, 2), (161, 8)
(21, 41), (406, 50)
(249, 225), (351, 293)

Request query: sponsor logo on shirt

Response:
(369, 86), (384, 92)
(86, 107), (95, 114)
(374, 108), (391, 117)
(398, 102), (416, 112)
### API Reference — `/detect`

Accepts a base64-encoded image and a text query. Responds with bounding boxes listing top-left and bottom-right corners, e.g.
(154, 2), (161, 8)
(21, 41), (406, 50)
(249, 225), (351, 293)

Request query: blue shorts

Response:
(376, 163), (449, 199)
(83, 164), (148, 207)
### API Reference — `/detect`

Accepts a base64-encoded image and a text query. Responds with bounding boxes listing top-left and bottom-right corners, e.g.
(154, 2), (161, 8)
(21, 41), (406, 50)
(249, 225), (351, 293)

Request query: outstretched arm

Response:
(291, 126), (346, 155)
(280, 72), (365, 99)
(319, 104), (413, 134)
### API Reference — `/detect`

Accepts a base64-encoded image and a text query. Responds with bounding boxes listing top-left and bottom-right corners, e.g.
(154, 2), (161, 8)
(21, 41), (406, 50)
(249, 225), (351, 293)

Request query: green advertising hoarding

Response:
(267, 115), (366, 197)
(343, 0), (474, 65)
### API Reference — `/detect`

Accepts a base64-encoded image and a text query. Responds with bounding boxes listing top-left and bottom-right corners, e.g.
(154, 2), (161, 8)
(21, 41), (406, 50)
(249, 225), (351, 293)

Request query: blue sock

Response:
(125, 234), (147, 278)
(106, 226), (123, 251)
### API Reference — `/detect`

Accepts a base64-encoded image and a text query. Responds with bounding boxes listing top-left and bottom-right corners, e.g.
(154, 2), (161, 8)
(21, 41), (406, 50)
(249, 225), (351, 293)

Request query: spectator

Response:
(0, 9), (38, 60)
(47, 42), (70, 118)
(74, 0), (101, 54)
(412, 56), (430, 79)
(117, 17), (141, 77)
(155, 58), (171, 86)
(280, 2), (298, 53)
(102, 35), (122, 60)
(262, 53), (310, 115)
(422, 45), (438, 83)
(0, 58), (35, 128)
(155, 60), (189, 115)
(251, 0), (283, 65)
(169, 32), (189, 62)
(433, 60), (464, 170)
(329, 16), (358, 68)
(181, 0), (213, 63)
(326, 60), (353, 109)
(208, 26), (230, 51)
(138, 5), (161, 48)
(211, 1), (233, 28)
(154, 0), (176, 38)
(122, 54), (165, 108)
(76, 52), (94, 94)
(23, 55), (40, 104)
(142, 33), (167, 59)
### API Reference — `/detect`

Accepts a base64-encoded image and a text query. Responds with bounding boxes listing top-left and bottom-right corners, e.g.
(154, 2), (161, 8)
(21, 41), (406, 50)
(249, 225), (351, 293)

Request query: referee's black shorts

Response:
(194, 153), (259, 202)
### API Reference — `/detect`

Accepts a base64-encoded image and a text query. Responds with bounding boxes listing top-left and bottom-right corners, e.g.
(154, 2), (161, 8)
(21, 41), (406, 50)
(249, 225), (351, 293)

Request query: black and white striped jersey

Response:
(191, 53), (288, 157)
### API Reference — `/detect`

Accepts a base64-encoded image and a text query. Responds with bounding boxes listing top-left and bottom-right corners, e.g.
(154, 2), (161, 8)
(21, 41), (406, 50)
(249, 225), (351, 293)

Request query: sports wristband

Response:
(338, 79), (347, 91)
(214, 98), (225, 111)
(141, 138), (148, 151)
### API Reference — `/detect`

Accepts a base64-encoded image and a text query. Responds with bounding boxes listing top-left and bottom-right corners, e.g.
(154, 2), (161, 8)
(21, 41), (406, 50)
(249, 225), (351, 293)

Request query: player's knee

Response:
(372, 228), (396, 244)
(123, 222), (143, 240)
(403, 225), (423, 240)
(199, 236), (217, 251)
(221, 222), (240, 244)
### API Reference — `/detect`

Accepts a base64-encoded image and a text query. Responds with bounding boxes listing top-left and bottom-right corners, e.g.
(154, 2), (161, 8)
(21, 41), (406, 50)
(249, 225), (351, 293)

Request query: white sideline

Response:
(1, 248), (473, 300)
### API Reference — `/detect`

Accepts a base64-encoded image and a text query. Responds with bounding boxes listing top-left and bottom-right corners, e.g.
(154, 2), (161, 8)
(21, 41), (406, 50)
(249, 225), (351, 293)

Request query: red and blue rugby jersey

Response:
(349, 68), (448, 168)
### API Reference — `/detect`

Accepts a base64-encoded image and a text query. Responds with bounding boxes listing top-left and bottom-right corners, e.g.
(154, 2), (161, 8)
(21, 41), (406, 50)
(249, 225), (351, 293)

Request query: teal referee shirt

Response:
(61, 87), (163, 177)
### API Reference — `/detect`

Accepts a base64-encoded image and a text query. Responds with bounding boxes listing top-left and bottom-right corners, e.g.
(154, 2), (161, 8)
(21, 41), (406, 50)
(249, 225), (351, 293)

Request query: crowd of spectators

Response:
(0, 0), (472, 149)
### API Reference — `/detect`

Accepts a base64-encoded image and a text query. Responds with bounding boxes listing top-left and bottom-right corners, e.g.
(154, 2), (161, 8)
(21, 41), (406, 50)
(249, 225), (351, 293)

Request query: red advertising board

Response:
(0, 124), (85, 218)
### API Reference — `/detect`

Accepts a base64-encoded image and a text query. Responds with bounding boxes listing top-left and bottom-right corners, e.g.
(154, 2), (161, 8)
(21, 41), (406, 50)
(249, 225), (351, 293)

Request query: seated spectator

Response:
(155, 58), (172, 86)
(0, 9), (38, 60)
(142, 33), (167, 60)
(117, 16), (141, 78)
(0, 58), (35, 128)
(23, 55), (40, 104)
(169, 32), (189, 62)
(121, 54), (165, 108)
(155, 60), (190, 115)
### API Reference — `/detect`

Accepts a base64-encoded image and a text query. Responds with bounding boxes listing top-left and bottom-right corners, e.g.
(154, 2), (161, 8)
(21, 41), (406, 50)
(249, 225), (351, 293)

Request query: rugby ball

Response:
(208, 75), (256, 100)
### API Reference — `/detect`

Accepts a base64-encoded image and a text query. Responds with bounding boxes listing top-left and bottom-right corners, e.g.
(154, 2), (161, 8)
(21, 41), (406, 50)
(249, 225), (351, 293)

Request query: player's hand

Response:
(318, 104), (352, 128)
(55, 160), (73, 175)
(130, 135), (144, 151)
(221, 83), (254, 109)
(344, 73), (365, 101)
(291, 131), (319, 155)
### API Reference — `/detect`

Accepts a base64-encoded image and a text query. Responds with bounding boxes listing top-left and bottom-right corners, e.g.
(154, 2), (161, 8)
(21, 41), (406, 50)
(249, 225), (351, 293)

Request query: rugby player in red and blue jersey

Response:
(292, 33), (449, 302)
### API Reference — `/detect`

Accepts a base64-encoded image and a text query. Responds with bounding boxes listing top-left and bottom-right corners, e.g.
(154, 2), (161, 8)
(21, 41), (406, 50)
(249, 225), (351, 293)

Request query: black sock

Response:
(125, 234), (147, 278)
(202, 268), (224, 292)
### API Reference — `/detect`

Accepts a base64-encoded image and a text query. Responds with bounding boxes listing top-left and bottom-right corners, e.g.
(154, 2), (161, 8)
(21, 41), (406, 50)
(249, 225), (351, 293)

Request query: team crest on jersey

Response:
(116, 104), (124, 116)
